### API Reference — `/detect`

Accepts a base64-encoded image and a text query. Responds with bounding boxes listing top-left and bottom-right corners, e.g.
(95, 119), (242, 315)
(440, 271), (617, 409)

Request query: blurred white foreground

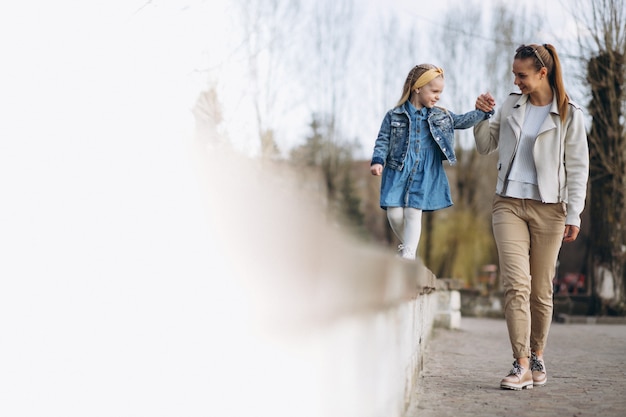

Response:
(0, 113), (440, 417)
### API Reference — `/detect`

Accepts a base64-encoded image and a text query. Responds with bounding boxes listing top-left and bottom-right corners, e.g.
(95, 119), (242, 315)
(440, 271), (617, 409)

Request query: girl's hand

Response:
(370, 164), (383, 176)
(476, 92), (496, 112)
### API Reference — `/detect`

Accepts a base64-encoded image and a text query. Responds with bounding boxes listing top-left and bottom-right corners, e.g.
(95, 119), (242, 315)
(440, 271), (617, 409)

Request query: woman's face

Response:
(512, 58), (546, 95)
(415, 76), (444, 108)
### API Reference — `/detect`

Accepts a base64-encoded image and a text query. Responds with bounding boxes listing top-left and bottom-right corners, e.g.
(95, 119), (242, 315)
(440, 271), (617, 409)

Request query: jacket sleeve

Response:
(371, 111), (391, 166)
(449, 109), (493, 130)
(564, 106), (590, 227)
(473, 107), (501, 155)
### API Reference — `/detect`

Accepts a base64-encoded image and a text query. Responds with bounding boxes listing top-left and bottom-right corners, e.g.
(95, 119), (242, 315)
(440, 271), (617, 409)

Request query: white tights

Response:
(386, 207), (423, 260)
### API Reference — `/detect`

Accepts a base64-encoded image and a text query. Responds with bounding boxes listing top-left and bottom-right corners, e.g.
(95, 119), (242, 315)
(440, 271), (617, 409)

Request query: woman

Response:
(474, 44), (589, 390)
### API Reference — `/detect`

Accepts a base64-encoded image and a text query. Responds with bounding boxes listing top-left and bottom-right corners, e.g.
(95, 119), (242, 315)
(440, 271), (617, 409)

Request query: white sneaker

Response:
(400, 245), (416, 260)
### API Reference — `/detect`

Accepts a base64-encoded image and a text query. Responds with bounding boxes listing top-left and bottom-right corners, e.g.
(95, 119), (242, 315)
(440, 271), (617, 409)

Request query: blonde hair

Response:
(515, 43), (569, 123)
(396, 64), (444, 107)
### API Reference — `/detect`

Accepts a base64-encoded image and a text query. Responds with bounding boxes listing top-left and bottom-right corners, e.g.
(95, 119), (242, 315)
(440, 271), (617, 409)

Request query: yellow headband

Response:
(413, 67), (444, 90)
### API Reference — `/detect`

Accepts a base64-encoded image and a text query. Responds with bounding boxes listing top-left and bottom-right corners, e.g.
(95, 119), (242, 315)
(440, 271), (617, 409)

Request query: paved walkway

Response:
(408, 317), (626, 417)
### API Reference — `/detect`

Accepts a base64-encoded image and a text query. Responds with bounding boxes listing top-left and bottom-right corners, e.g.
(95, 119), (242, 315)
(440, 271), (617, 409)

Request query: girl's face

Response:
(415, 76), (444, 108)
(512, 58), (547, 95)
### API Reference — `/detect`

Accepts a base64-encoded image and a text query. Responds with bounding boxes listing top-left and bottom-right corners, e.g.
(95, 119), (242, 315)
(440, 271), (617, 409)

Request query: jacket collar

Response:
(509, 92), (558, 136)
(512, 91), (560, 115)
(393, 103), (445, 116)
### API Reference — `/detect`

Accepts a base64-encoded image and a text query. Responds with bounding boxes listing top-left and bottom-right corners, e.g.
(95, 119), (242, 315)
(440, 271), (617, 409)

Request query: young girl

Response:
(370, 64), (494, 260)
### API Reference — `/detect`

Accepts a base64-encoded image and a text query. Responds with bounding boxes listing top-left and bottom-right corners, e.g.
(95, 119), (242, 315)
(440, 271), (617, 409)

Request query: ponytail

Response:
(541, 44), (569, 123)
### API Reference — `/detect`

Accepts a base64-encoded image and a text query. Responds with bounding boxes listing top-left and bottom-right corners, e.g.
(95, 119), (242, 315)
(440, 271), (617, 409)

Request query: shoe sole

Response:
(500, 383), (533, 391)
(533, 380), (547, 387)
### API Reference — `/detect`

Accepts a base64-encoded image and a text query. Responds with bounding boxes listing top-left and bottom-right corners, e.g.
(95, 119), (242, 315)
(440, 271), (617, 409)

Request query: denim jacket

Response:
(371, 103), (492, 169)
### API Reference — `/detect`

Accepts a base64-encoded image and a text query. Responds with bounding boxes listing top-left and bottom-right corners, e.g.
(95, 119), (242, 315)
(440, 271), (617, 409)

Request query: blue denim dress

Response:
(379, 102), (452, 211)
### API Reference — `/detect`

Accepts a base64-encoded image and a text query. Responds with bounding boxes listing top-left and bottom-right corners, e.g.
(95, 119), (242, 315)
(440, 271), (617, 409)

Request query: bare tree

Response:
(366, 14), (421, 121)
(233, 0), (303, 159)
(290, 114), (365, 232)
(571, 0), (626, 313)
(290, 1), (358, 213)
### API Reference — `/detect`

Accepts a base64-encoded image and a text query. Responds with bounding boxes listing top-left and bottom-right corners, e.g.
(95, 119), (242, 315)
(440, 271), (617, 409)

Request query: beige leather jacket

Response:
(473, 92), (589, 227)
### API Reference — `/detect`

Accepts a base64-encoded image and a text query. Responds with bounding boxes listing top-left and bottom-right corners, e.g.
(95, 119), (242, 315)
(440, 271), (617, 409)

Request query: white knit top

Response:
(504, 103), (551, 200)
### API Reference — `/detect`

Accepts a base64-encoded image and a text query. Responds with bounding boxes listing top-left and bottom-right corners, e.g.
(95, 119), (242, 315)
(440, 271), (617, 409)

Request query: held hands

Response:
(370, 163), (383, 176)
(476, 92), (496, 113)
(563, 225), (580, 243)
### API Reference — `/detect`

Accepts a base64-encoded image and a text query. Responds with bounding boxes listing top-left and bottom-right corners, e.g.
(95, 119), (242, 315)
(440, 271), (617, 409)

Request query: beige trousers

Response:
(492, 195), (566, 359)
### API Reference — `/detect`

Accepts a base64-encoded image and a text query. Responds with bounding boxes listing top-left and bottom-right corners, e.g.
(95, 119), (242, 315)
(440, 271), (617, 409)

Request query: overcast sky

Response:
(0, 0), (576, 158)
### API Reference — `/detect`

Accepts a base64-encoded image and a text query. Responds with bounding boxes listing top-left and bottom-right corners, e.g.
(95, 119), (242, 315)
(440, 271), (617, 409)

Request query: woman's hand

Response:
(370, 163), (383, 176)
(476, 92), (496, 112)
(563, 225), (580, 243)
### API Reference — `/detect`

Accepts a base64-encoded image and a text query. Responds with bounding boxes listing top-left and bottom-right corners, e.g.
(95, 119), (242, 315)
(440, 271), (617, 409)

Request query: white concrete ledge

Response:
(435, 289), (462, 330)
